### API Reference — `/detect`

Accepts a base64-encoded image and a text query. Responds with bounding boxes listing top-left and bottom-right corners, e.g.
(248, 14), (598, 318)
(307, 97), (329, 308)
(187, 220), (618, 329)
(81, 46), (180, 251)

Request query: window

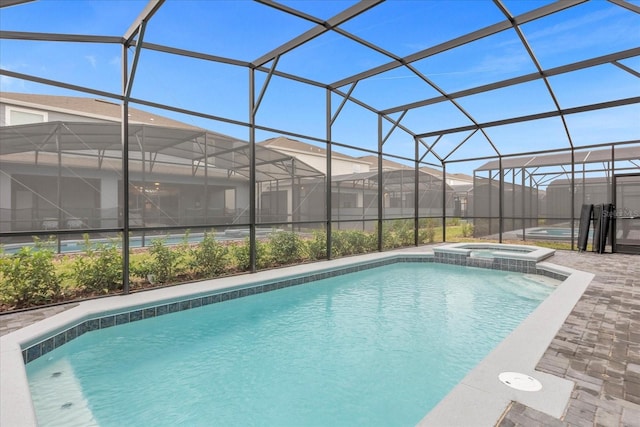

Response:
(6, 106), (47, 125)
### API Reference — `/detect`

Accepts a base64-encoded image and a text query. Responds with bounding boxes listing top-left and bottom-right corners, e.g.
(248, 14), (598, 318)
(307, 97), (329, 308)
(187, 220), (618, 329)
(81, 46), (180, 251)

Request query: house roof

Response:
(258, 136), (364, 162)
(357, 155), (411, 171)
(1, 92), (203, 130)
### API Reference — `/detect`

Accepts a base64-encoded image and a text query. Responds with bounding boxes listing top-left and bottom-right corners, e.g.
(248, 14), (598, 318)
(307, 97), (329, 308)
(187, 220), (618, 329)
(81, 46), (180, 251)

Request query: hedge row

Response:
(1, 221), (441, 310)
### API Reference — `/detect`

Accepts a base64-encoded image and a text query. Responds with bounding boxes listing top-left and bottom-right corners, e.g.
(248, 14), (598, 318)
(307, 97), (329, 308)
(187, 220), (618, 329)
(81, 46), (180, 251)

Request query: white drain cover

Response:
(498, 372), (542, 391)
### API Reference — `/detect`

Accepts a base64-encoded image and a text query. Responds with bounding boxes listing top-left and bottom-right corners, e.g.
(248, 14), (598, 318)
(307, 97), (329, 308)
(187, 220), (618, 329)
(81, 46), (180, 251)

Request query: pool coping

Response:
(0, 248), (593, 426)
(417, 260), (593, 426)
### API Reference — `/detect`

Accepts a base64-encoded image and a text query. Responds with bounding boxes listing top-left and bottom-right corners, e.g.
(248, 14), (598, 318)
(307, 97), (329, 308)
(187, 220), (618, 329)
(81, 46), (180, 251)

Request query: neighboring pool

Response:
(24, 262), (557, 426)
(1, 228), (280, 255)
(522, 227), (593, 241)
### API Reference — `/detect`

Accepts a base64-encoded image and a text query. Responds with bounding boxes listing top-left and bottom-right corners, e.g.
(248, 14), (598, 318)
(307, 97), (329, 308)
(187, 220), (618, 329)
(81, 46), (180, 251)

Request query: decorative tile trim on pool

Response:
(20, 253), (568, 364)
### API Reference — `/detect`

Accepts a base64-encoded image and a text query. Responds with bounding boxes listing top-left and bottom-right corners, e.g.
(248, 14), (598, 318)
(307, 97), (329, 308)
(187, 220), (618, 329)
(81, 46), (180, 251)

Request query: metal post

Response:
(291, 159), (297, 224)
(326, 89), (332, 259)
(512, 168), (516, 235)
(442, 163), (447, 242)
(499, 157), (504, 243)
(249, 68), (256, 272)
(377, 115), (383, 251)
(55, 129), (62, 254)
(121, 43), (130, 294)
(414, 138), (419, 246)
(487, 169), (493, 241)
(203, 133), (209, 227)
(610, 145), (615, 252)
(521, 167), (526, 241)
(570, 148), (575, 250)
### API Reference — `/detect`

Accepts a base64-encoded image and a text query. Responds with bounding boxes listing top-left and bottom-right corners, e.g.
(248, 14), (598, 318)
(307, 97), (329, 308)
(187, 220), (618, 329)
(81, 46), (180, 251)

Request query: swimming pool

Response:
(1, 248), (594, 426)
(25, 262), (556, 426)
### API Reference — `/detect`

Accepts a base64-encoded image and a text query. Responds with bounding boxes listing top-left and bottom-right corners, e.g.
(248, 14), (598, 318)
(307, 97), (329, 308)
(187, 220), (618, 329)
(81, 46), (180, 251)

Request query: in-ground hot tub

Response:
(433, 243), (556, 274)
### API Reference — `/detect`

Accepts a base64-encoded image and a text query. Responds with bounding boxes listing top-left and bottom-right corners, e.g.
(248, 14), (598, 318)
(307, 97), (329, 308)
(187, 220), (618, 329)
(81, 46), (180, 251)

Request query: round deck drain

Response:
(498, 372), (542, 391)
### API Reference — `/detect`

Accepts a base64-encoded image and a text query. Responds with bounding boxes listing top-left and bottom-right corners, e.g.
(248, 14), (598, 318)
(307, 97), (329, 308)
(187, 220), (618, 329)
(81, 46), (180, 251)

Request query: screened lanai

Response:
(1, 0), (639, 287)
(471, 145), (640, 247)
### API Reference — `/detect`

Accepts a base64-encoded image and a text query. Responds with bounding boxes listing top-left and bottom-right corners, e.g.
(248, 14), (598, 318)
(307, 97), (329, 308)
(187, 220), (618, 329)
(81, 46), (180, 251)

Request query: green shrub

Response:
(230, 238), (269, 271)
(149, 238), (176, 283)
(363, 231), (378, 252)
(419, 224), (436, 243)
(172, 233), (195, 279)
(269, 232), (306, 265)
(0, 239), (61, 308)
(331, 230), (354, 256)
(462, 222), (475, 237)
(307, 230), (327, 260)
(129, 251), (153, 279)
(393, 220), (414, 246)
(72, 235), (122, 293)
(348, 230), (377, 254)
(381, 224), (401, 250)
(192, 232), (228, 277)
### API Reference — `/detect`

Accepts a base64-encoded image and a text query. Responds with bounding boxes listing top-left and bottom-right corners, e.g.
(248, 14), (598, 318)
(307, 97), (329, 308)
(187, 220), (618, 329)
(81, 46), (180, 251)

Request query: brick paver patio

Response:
(498, 250), (640, 427)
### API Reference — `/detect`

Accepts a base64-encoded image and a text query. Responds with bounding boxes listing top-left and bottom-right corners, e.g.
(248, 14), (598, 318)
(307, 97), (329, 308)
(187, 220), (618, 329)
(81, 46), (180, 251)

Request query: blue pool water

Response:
(26, 263), (556, 426)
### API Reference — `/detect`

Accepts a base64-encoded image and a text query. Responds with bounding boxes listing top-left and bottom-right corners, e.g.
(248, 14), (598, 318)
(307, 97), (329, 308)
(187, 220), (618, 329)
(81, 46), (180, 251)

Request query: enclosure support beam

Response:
(382, 47), (640, 116)
(414, 138), (419, 246)
(204, 133), (209, 226)
(56, 130), (62, 254)
(249, 69), (257, 272)
(416, 97), (640, 139)
(377, 115), (383, 252)
(330, 83), (357, 126)
(125, 20), (146, 99)
(121, 43), (131, 294)
(326, 89), (333, 260)
(495, 0), (574, 148)
(291, 159), (297, 224)
(332, 0), (584, 88)
(521, 167), (526, 242)
(123, 0), (164, 44)
(611, 145), (616, 251)
(571, 148), (576, 251)
(442, 163), (447, 243)
(499, 157), (504, 244)
(136, 131), (147, 247)
(253, 0), (382, 68)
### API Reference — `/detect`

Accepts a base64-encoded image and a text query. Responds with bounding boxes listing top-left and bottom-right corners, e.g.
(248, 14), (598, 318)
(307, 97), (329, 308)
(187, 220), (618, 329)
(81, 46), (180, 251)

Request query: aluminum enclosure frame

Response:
(0, 0), (638, 285)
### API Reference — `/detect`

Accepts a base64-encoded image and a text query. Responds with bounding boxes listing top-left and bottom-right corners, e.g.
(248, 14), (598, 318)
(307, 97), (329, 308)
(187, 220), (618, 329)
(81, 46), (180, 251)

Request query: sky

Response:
(0, 0), (639, 175)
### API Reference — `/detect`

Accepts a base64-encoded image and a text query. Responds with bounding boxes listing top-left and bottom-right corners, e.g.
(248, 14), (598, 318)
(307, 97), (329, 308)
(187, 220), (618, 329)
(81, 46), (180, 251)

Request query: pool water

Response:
(26, 263), (556, 426)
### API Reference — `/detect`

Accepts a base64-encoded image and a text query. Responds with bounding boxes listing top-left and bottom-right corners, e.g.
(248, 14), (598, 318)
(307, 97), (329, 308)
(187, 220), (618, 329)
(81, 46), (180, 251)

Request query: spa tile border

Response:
(21, 253), (565, 364)
(433, 251), (568, 281)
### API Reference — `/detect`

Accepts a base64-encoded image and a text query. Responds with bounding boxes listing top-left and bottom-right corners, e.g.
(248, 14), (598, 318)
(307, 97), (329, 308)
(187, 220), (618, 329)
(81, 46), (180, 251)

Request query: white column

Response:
(0, 171), (11, 232)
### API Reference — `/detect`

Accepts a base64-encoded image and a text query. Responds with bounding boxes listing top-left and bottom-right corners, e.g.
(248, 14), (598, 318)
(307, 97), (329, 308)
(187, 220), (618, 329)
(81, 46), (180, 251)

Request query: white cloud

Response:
(85, 55), (97, 68)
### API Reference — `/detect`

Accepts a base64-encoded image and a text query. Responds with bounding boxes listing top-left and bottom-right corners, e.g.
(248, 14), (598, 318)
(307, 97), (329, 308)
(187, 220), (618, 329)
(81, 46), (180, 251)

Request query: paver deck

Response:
(498, 250), (640, 427)
(1, 248), (639, 426)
